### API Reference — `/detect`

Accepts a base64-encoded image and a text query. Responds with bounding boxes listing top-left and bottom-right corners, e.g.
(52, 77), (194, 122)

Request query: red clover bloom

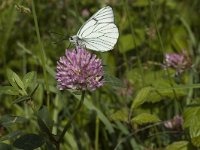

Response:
(164, 115), (183, 130)
(164, 50), (191, 74)
(56, 48), (104, 91)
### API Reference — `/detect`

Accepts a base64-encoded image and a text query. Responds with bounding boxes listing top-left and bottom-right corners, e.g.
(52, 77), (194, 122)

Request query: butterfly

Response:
(69, 6), (119, 52)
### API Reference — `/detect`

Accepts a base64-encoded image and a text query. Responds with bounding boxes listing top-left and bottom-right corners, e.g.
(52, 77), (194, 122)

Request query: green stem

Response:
(95, 117), (100, 150)
(124, 0), (145, 86)
(58, 91), (86, 143)
(148, 0), (179, 114)
(31, 0), (50, 108)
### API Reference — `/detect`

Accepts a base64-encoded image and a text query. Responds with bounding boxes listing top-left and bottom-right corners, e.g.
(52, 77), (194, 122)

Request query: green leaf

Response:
(7, 69), (25, 91)
(37, 106), (53, 132)
(119, 30), (145, 53)
(110, 108), (129, 122)
(183, 107), (200, 128)
(0, 86), (19, 95)
(104, 74), (124, 88)
(13, 134), (45, 149)
(37, 116), (52, 136)
(6, 68), (18, 89)
(119, 34), (135, 53)
(12, 95), (31, 104)
(0, 130), (22, 141)
(189, 116), (200, 147)
(22, 71), (35, 89)
(0, 115), (28, 127)
(0, 142), (12, 150)
(131, 87), (153, 109)
(30, 83), (39, 97)
(131, 113), (160, 125)
(166, 141), (189, 150)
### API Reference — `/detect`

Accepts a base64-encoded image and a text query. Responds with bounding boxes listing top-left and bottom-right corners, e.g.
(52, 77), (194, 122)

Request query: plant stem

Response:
(58, 91), (86, 143)
(95, 117), (100, 150)
(31, 0), (50, 108)
(148, 0), (180, 114)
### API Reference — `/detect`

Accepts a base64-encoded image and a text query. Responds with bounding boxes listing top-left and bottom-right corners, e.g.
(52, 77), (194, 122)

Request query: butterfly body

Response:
(69, 35), (85, 48)
(70, 6), (119, 52)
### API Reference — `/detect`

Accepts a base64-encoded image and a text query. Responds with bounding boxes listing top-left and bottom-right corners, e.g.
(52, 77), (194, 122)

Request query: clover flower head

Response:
(164, 50), (191, 74)
(56, 48), (104, 91)
(164, 115), (183, 130)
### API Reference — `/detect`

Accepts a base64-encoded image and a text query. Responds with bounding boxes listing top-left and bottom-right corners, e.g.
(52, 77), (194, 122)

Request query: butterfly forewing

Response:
(75, 6), (119, 52)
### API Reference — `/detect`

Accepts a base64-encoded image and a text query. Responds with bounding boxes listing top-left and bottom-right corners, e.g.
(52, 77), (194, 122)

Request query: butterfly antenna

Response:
(48, 30), (66, 37)
(47, 30), (69, 45)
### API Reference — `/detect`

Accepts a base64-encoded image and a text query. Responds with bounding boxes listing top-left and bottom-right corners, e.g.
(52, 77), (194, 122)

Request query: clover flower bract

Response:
(56, 48), (104, 91)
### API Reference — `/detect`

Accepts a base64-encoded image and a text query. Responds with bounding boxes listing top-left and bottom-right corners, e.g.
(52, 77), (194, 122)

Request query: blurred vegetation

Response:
(0, 0), (200, 149)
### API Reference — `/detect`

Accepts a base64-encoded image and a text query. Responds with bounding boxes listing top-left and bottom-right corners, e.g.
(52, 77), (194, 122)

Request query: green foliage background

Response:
(0, 0), (200, 149)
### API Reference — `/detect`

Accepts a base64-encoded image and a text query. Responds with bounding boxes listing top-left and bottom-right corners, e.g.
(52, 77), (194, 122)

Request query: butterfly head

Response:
(69, 35), (78, 44)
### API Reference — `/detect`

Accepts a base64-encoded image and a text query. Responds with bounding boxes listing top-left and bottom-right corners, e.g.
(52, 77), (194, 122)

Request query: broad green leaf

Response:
(147, 89), (185, 103)
(12, 95), (31, 104)
(22, 71), (35, 89)
(0, 130), (22, 141)
(189, 116), (200, 147)
(0, 115), (28, 127)
(119, 30), (145, 53)
(183, 107), (200, 128)
(131, 113), (160, 125)
(131, 87), (153, 109)
(13, 134), (44, 149)
(0, 86), (19, 95)
(119, 34), (135, 53)
(166, 141), (189, 150)
(37, 106), (53, 131)
(0, 142), (12, 150)
(110, 108), (129, 122)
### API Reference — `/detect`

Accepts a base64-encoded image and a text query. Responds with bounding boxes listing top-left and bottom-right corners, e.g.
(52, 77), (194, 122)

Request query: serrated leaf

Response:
(0, 130), (22, 141)
(183, 107), (200, 128)
(0, 86), (19, 95)
(131, 113), (160, 125)
(13, 134), (44, 149)
(166, 141), (189, 150)
(12, 95), (31, 104)
(22, 71), (35, 89)
(0, 115), (28, 127)
(131, 87), (153, 109)
(110, 108), (129, 122)
(189, 116), (200, 147)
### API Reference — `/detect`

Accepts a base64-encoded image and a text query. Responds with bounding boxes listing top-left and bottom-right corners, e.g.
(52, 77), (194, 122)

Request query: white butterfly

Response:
(69, 6), (119, 52)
